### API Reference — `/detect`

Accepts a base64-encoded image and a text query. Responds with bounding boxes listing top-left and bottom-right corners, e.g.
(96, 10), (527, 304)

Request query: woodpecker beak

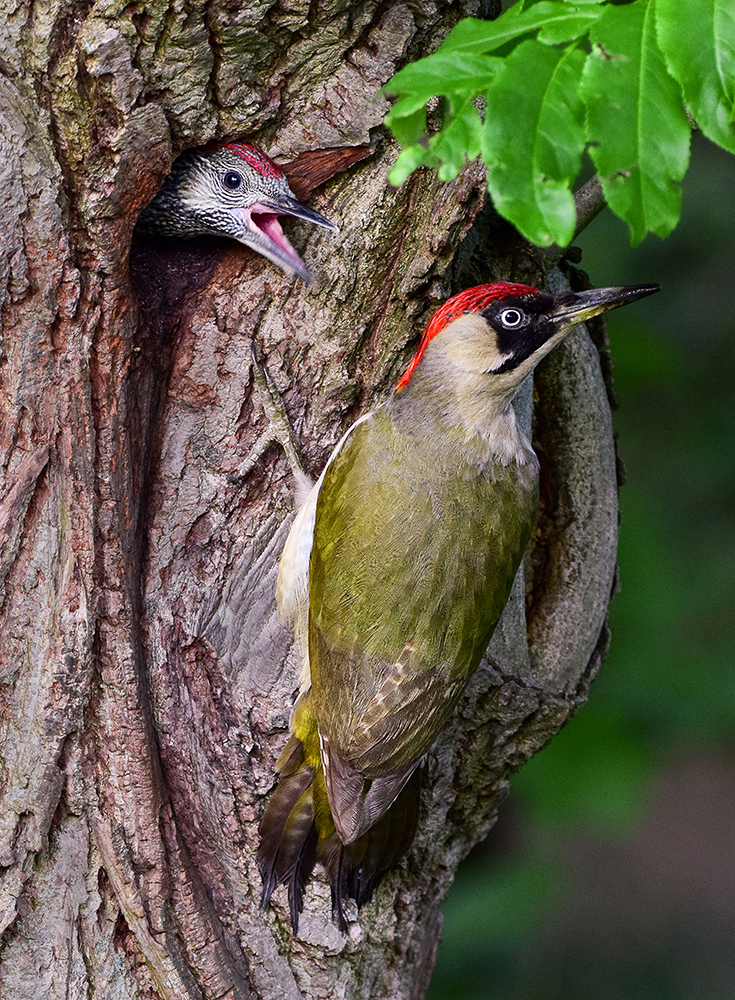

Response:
(550, 283), (660, 329)
(265, 194), (339, 233)
(241, 197), (339, 284)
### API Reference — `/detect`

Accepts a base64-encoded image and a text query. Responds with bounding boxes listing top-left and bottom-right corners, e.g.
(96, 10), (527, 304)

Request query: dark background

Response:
(430, 133), (735, 1000)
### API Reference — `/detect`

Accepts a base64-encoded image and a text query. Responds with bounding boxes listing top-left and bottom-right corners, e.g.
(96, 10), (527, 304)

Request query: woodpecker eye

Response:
(499, 308), (525, 328)
(223, 171), (243, 190)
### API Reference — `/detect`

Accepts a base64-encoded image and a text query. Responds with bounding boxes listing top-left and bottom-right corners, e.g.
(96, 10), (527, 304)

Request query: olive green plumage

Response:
(308, 407), (536, 831)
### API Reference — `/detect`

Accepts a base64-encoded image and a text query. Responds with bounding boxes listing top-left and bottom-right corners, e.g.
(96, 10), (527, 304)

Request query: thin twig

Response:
(572, 174), (606, 242)
(538, 174), (607, 268)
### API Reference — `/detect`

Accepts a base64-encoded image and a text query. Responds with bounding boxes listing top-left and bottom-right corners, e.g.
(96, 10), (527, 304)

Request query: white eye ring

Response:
(499, 308), (525, 328)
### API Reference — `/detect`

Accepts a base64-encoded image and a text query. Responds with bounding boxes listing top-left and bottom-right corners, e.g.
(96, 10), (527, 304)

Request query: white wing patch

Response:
(276, 476), (320, 624)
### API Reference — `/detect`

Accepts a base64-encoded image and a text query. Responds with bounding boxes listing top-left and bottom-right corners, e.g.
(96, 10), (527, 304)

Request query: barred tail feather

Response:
(323, 773), (421, 930)
(258, 737), (421, 932)
(257, 737), (318, 931)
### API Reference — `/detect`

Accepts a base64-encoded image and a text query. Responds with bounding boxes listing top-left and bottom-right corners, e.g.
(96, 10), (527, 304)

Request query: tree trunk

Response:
(0, 2), (618, 997)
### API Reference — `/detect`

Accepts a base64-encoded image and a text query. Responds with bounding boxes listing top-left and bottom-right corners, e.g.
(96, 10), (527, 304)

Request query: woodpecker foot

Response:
(230, 343), (304, 483)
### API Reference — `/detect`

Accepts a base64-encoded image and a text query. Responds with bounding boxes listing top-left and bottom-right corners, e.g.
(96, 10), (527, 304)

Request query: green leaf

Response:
(482, 39), (587, 246)
(384, 103), (427, 148)
(582, 0), (690, 245)
(383, 51), (499, 158)
(388, 145), (435, 187)
(536, 5), (604, 44)
(432, 100), (483, 181)
(656, 0), (735, 153)
(384, 52), (500, 98)
(387, 100), (483, 186)
(439, 4), (600, 56)
(518, 0), (605, 6)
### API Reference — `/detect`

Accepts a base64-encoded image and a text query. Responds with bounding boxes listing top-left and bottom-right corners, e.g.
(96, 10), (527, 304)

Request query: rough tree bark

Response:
(0, 2), (618, 998)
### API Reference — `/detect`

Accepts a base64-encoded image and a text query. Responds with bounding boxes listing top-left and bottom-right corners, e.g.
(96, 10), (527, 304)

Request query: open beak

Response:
(551, 283), (660, 329)
(240, 196), (339, 285)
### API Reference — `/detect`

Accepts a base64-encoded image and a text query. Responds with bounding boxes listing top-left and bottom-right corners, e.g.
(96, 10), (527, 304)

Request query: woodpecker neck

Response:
(389, 314), (538, 475)
(136, 153), (215, 238)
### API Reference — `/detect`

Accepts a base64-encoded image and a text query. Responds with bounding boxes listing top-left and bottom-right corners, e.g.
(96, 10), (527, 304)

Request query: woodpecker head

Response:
(397, 281), (660, 399)
(135, 141), (338, 283)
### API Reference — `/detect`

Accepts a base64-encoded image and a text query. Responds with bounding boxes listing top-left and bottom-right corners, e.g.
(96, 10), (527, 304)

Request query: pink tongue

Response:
(251, 212), (301, 264)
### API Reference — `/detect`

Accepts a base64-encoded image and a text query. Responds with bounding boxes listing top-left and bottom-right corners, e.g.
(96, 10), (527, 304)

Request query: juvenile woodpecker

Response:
(136, 141), (338, 283)
(258, 280), (659, 930)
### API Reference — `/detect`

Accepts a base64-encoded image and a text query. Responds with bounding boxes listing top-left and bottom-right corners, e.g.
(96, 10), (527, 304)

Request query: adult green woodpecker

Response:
(259, 279), (659, 930)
